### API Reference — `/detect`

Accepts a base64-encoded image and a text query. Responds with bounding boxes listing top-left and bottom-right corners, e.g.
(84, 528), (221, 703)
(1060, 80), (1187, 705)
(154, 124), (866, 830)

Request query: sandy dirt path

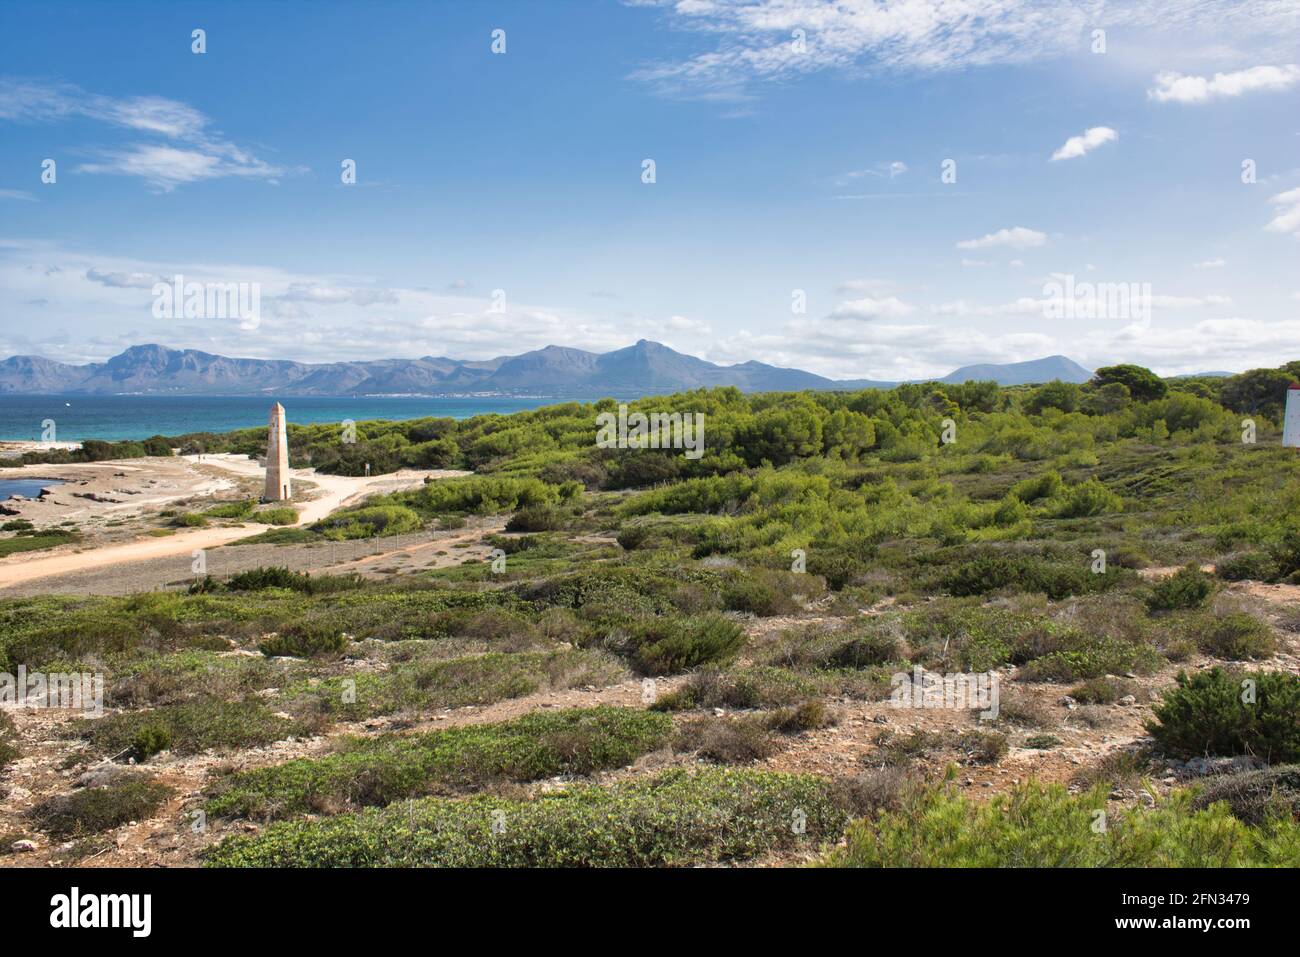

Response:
(0, 455), (468, 589)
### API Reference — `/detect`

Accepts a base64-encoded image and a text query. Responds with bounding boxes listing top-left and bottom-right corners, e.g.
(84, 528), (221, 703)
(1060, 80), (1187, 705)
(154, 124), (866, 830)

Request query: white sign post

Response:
(1284, 386), (1300, 448)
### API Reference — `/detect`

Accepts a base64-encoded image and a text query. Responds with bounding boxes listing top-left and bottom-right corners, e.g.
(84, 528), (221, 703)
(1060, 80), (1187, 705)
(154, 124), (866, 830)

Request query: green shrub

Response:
(1148, 563), (1213, 611)
(31, 776), (172, 839)
(129, 723), (174, 761)
(1068, 676), (1137, 705)
(1216, 552), (1281, 583)
(721, 569), (814, 616)
(288, 649), (624, 719)
(940, 554), (1120, 601)
(259, 619), (349, 658)
(397, 476), (560, 516)
(207, 707), (672, 819)
(1194, 612), (1278, 660)
(1050, 479), (1122, 518)
(1017, 631), (1162, 682)
(1010, 470), (1064, 503)
(0, 531), (76, 557)
(254, 507), (299, 526)
(654, 665), (823, 711)
(822, 782), (1299, 867)
(225, 566), (361, 595)
(74, 698), (313, 757)
(766, 700), (832, 732)
(825, 630), (903, 669)
(1147, 668), (1300, 763)
(205, 768), (852, 867)
(505, 505), (567, 532)
(205, 499), (256, 519)
(171, 512), (209, 528)
(611, 615), (746, 675)
(314, 504), (421, 539)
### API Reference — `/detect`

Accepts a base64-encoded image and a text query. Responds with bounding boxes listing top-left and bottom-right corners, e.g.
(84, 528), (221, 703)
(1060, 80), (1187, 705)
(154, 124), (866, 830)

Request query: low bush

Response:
(0, 531), (76, 557)
(1193, 612), (1278, 660)
(609, 615), (745, 676)
(314, 505), (421, 540)
(1146, 668), (1300, 763)
(721, 569), (816, 617)
(258, 619), (349, 658)
(1216, 552), (1281, 583)
(956, 729), (1008, 765)
(1147, 563), (1213, 611)
(822, 782), (1300, 867)
(73, 698), (314, 758)
(207, 707), (671, 819)
(1017, 631), (1162, 682)
(205, 499), (256, 519)
(31, 776), (172, 839)
(766, 700), (832, 732)
(205, 768), (852, 867)
(505, 505), (567, 532)
(254, 507), (299, 526)
(1191, 765), (1300, 825)
(225, 566), (362, 594)
(288, 649), (624, 719)
(653, 665), (823, 711)
(1068, 676), (1138, 705)
(673, 716), (775, 764)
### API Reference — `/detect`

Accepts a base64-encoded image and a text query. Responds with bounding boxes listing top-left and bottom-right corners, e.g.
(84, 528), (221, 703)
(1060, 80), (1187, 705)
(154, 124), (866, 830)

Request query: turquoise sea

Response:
(0, 394), (554, 443)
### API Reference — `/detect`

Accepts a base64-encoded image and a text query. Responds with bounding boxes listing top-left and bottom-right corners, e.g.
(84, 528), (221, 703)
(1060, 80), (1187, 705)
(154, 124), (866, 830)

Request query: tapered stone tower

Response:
(264, 402), (291, 502)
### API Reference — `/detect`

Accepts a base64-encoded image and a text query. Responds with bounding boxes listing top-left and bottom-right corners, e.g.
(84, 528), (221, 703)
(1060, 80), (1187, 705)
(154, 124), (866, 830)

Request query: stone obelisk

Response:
(264, 402), (291, 501)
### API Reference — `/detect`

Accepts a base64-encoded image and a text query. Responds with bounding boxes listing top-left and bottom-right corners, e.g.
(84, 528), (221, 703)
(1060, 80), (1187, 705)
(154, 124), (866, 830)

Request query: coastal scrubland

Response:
(2, 362), (1300, 867)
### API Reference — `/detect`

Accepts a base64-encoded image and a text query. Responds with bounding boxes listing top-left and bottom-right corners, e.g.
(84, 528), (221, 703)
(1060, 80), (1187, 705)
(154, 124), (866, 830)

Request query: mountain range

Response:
(0, 343), (1094, 397)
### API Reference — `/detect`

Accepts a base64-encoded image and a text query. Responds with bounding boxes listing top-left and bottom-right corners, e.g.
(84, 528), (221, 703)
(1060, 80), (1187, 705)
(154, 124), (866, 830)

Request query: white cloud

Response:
(1148, 64), (1300, 103)
(1194, 257), (1227, 268)
(0, 241), (710, 365)
(1265, 187), (1300, 237)
(1050, 126), (1117, 161)
(829, 296), (914, 321)
(628, 1), (1300, 100)
(86, 268), (161, 289)
(961, 258), (994, 268)
(0, 188), (35, 202)
(956, 226), (1047, 250)
(836, 278), (899, 296)
(0, 79), (293, 190)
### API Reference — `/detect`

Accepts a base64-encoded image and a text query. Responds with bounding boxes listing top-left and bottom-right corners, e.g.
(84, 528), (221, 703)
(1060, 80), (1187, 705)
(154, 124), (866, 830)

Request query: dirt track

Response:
(0, 454), (469, 592)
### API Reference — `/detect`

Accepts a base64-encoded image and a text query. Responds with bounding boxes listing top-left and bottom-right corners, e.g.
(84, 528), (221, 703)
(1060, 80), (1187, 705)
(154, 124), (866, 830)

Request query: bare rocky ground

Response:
(2, 556), (1295, 869)
(0, 519), (507, 597)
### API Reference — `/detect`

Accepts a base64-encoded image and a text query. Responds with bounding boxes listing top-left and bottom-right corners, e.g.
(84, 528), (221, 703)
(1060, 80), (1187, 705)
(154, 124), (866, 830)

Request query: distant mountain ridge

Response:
(0, 342), (1093, 397)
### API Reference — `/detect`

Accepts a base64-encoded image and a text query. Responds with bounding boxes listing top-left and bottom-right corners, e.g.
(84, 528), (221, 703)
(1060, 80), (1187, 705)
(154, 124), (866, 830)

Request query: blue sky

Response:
(1, 0), (1298, 379)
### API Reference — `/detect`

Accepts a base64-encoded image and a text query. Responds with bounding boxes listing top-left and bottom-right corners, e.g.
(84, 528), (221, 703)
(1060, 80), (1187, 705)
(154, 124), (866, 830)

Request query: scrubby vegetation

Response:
(5, 359), (1300, 868)
(1146, 668), (1300, 763)
(823, 782), (1300, 866)
(206, 707), (672, 819)
(31, 775), (172, 840)
(204, 768), (853, 867)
